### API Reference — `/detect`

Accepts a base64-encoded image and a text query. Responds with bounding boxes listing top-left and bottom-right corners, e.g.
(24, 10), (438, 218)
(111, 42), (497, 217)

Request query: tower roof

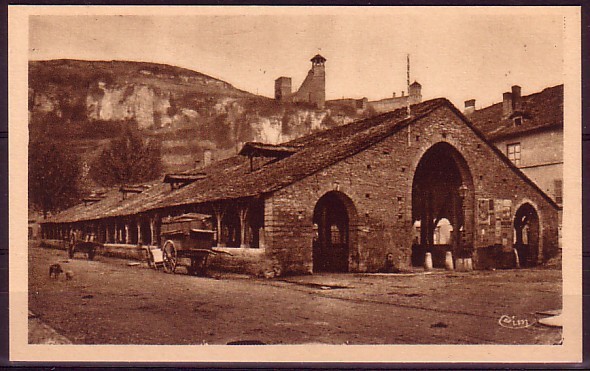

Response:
(410, 81), (421, 87)
(311, 54), (326, 63)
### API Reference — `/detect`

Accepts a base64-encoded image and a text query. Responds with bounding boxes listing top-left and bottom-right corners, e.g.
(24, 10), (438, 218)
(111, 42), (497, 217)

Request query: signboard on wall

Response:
(492, 199), (513, 246)
(477, 198), (491, 225)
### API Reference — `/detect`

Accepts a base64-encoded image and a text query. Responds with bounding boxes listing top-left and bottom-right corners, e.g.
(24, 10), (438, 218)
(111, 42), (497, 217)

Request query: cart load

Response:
(159, 213), (217, 276)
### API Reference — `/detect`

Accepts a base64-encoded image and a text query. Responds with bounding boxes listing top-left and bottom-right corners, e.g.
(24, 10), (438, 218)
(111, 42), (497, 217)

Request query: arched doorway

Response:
(312, 191), (356, 272)
(411, 142), (474, 266)
(513, 203), (540, 267)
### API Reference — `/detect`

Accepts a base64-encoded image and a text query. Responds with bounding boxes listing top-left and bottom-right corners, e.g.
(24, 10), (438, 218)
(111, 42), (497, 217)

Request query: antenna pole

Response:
(406, 53), (411, 118)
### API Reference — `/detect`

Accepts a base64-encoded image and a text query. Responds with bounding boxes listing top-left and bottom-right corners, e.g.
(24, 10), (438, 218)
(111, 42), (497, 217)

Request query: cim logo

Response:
(498, 314), (536, 329)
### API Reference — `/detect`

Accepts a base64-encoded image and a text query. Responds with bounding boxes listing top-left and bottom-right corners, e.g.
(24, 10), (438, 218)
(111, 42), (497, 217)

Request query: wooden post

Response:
(238, 201), (250, 248)
(125, 223), (130, 244)
(212, 202), (226, 247)
(105, 222), (111, 243)
(137, 219), (142, 245)
(149, 217), (156, 246)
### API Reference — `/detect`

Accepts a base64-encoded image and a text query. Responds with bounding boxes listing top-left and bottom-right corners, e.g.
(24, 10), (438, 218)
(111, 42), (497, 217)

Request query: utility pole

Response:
(406, 54), (411, 118)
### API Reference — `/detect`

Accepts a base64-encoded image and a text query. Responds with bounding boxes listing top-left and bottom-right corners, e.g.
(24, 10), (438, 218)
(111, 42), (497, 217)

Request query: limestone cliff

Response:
(29, 59), (361, 174)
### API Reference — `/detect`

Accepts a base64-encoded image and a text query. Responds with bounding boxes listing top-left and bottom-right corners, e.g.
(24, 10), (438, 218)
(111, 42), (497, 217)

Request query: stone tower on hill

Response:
(274, 54), (326, 109)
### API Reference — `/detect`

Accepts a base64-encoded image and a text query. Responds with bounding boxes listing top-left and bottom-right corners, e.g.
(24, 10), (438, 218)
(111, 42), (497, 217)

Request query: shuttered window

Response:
(507, 143), (521, 165)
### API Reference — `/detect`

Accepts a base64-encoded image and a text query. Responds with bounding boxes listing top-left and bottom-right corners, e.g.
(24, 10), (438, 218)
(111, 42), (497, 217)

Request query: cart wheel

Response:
(162, 240), (178, 273)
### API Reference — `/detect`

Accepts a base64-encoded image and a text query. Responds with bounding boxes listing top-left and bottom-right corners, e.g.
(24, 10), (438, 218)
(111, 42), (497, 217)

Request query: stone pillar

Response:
(259, 227), (266, 249)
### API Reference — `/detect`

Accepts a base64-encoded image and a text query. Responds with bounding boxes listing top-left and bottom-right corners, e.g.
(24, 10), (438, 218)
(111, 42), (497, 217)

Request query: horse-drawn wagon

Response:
(158, 213), (218, 276)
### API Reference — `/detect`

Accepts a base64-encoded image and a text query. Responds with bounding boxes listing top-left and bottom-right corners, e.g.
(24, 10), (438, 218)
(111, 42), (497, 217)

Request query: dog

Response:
(49, 263), (63, 279)
(65, 270), (74, 280)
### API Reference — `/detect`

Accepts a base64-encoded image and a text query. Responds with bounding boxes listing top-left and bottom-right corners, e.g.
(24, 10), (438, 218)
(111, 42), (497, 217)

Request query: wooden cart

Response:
(68, 230), (102, 260)
(159, 213), (217, 276)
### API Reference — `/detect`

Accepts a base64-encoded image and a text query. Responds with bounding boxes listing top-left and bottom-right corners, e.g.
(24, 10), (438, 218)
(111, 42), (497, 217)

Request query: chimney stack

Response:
(511, 85), (521, 111)
(392, 92), (396, 98)
(401, 91), (405, 97)
(203, 150), (212, 167)
(464, 99), (476, 116)
(502, 92), (513, 117)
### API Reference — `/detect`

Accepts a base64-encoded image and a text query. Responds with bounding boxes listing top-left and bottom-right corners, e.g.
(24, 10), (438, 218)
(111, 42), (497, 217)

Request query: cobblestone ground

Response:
(28, 242), (562, 345)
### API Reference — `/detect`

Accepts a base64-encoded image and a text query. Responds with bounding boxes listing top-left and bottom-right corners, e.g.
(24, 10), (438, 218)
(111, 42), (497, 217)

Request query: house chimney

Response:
(203, 150), (212, 167)
(401, 91), (405, 97)
(464, 99), (476, 116)
(511, 85), (521, 111)
(502, 92), (513, 117)
(392, 92), (396, 98)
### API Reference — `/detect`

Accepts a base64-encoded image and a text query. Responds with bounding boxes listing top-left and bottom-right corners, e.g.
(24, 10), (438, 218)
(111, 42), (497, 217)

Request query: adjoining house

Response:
(466, 84), (563, 250)
(39, 98), (560, 275)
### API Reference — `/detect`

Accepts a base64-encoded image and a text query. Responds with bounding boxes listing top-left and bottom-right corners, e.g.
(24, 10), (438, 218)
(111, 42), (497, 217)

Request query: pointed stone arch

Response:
(410, 142), (475, 265)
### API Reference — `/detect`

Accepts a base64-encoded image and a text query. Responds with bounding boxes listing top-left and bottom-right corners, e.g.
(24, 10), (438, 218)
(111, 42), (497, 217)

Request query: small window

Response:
(507, 143), (521, 165)
(514, 117), (523, 126)
(554, 179), (563, 204)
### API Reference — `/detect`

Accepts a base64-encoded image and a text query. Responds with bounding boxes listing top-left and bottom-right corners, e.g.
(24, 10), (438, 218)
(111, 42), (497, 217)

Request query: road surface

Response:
(28, 242), (562, 345)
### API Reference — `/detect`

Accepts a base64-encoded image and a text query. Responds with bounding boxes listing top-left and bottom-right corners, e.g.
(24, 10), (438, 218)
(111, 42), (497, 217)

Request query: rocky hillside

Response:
(29, 59), (363, 176)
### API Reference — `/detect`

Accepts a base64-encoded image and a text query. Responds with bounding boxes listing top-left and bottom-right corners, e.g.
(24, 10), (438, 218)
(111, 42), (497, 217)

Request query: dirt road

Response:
(28, 242), (562, 345)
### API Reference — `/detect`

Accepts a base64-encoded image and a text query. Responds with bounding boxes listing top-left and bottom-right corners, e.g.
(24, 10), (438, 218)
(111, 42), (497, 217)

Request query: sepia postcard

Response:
(8, 5), (583, 364)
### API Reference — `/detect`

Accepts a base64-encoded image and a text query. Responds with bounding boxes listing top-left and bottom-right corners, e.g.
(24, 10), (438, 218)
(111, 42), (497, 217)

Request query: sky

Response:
(28, 7), (567, 109)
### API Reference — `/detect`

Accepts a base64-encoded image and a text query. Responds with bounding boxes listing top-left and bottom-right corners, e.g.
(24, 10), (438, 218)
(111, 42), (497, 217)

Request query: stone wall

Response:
(262, 105), (560, 274)
(207, 247), (274, 277)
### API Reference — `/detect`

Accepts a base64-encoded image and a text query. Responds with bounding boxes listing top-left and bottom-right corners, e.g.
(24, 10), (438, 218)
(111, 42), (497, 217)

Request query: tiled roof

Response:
(238, 142), (303, 157)
(469, 85), (563, 141)
(45, 99), (445, 224)
(43, 96), (558, 224)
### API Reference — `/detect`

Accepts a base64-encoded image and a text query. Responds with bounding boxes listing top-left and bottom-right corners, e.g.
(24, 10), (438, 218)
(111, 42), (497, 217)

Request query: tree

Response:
(29, 140), (82, 218)
(90, 124), (163, 187)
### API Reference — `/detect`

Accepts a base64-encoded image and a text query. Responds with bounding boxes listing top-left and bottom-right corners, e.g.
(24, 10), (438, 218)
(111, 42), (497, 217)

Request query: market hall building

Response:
(39, 98), (560, 276)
